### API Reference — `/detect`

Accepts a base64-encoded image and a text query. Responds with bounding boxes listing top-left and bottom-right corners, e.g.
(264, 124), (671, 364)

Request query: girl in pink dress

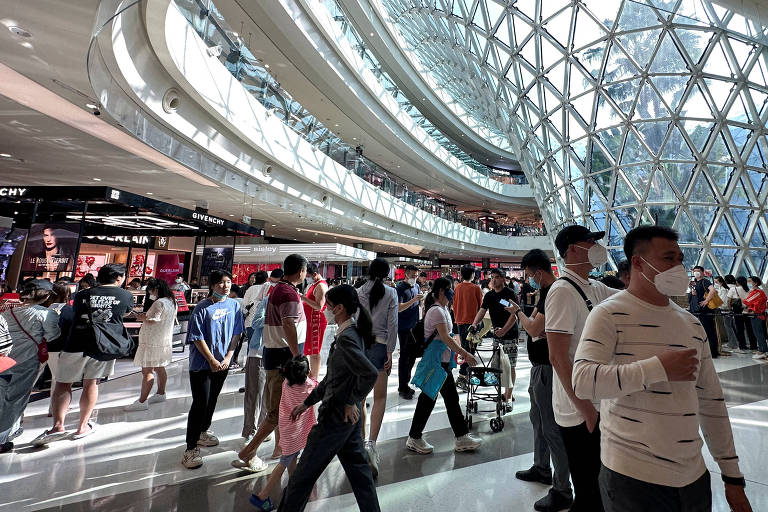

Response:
(301, 263), (328, 379)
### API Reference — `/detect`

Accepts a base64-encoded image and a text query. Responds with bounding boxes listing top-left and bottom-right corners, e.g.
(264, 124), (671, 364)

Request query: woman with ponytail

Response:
(355, 257), (398, 478)
(281, 284), (380, 512)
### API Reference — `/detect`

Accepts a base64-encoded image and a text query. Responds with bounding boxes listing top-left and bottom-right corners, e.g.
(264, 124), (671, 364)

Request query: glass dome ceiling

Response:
(381, 0), (768, 278)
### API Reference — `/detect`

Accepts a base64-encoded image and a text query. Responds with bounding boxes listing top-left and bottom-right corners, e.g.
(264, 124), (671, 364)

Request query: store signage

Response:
(192, 212), (225, 226)
(155, 236), (169, 249)
(0, 187), (27, 197)
(85, 235), (150, 245)
(250, 246), (277, 254)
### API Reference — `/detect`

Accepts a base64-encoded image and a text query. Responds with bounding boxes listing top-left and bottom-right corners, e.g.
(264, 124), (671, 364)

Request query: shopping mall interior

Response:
(0, 0), (767, 510)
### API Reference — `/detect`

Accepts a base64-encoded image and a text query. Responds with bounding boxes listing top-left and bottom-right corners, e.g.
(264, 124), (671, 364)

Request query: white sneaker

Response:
(197, 430), (219, 447)
(124, 400), (149, 412)
(455, 433), (482, 452)
(365, 441), (380, 479)
(406, 436), (434, 454)
(31, 429), (69, 447)
(182, 447), (203, 469)
(147, 394), (166, 404)
(752, 353), (767, 360)
(231, 455), (268, 473)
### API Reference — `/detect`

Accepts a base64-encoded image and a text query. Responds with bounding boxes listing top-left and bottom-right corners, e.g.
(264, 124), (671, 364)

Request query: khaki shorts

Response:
(55, 352), (115, 383)
(264, 369), (284, 426)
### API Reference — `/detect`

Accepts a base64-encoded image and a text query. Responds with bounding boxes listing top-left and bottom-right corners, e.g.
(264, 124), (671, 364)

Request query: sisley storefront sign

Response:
(0, 187), (27, 197)
(192, 212), (225, 226)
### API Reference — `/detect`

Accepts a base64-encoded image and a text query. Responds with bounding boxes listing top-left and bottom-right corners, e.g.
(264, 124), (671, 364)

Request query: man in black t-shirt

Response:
(34, 263), (134, 446)
(471, 268), (519, 410)
(507, 249), (573, 512)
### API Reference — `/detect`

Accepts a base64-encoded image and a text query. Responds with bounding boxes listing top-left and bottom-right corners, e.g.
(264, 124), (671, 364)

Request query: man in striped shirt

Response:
(573, 225), (751, 512)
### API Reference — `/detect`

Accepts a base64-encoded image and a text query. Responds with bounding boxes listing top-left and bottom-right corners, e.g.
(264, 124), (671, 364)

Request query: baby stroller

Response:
(462, 318), (505, 433)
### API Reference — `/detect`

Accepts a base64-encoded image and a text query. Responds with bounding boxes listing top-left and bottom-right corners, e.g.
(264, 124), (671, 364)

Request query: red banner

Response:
(156, 254), (185, 285)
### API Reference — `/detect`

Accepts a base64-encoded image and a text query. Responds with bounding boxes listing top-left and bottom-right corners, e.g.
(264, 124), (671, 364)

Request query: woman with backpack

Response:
(406, 277), (482, 455)
(355, 258), (398, 478)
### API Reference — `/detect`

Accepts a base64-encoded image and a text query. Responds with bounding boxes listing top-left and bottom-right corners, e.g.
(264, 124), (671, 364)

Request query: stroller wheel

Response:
(466, 415), (473, 430)
(490, 418), (503, 433)
(472, 401), (478, 413)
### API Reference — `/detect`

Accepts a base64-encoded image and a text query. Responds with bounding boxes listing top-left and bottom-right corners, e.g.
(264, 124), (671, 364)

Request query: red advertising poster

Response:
(75, 254), (107, 279)
(130, 253), (156, 278)
(156, 254), (185, 285)
(172, 290), (189, 312)
(233, 264), (260, 285)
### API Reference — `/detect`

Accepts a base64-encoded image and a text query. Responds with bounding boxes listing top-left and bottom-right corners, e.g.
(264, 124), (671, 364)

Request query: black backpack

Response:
(409, 305), (438, 358)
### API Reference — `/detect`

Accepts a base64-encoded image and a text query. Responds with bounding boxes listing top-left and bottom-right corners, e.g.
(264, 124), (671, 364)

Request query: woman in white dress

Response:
(125, 278), (177, 411)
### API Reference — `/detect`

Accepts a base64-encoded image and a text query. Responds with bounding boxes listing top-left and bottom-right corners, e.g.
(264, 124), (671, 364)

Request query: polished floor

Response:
(2, 344), (768, 511)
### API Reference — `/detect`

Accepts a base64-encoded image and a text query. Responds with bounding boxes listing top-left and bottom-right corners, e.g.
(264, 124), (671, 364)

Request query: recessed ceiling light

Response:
(352, 137), (357, 140)
(229, 214), (234, 217)
(370, 32), (374, 36)
(146, 192), (153, 195)
(85, 103), (98, 109)
(264, 64), (270, 68)
(334, 123), (339, 127)
(397, 165), (401, 168)
(0, 153), (12, 158)
(271, 224), (276, 227)
(92, 177), (102, 181)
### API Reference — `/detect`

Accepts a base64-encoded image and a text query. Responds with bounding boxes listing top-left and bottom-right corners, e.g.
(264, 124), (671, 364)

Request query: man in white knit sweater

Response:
(573, 225), (751, 512)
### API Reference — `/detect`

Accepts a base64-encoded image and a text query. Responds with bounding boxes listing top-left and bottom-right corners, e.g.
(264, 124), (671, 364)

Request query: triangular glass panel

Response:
(752, 250), (768, 277)
(747, 170), (766, 195)
(572, 139), (588, 164)
(595, 127), (623, 160)
(676, 209), (701, 243)
(748, 57), (768, 87)
(729, 125), (752, 155)
(592, 169), (613, 196)
(605, 78), (640, 117)
(638, 120), (669, 156)
(624, 165), (653, 198)
(452, 0), (464, 19)
(650, 75), (690, 113)
(675, 29), (713, 66)
(541, 36), (565, 72)
(688, 171), (716, 202)
(595, 93), (623, 130)
(485, 1), (505, 26)
(746, 136), (768, 167)
(573, 7), (607, 51)
(604, 42), (642, 83)
(725, 37), (755, 72)
(707, 165), (733, 193)
(636, 80), (672, 119)
(730, 177), (752, 207)
(662, 124), (695, 160)
(711, 247), (738, 275)
(622, 129), (652, 165)
(513, 14), (533, 48)
(650, 32), (687, 73)
(647, 0), (677, 18)
(471, 2), (485, 29)
(681, 119), (714, 154)
(616, 29), (662, 72)
(495, 16), (513, 48)
(520, 35), (538, 70)
(702, 78), (734, 113)
(647, 169), (678, 202)
(543, 7), (573, 48)
(568, 109), (588, 140)
(711, 215), (736, 245)
(663, 162), (695, 195)
(706, 131), (735, 165)
(541, 0), (571, 21)
(679, 81), (712, 118)
(648, 204), (678, 226)
(606, 216), (625, 246)
(581, 0), (622, 29)
(689, 205), (717, 237)
(613, 172), (638, 206)
(616, 207), (639, 231)
(574, 41), (606, 80)
(703, 40), (733, 77)
(750, 223), (766, 249)
(681, 247), (701, 270)
(571, 89), (595, 127)
(731, 208), (752, 236)
(617, 0), (663, 31)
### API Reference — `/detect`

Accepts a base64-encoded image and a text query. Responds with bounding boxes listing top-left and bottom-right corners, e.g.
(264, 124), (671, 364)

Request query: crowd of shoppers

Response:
(0, 230), (760, 512)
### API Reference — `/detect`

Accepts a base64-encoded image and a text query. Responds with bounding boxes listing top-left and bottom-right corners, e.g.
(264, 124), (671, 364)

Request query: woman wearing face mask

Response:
(301, 263), (329, 380)
(743, 276), (768, 360)
(281, 284), (380, 512)
(355, 258), (398, 478)
(730, 276), (757, 351)
(125, 278), (177, 411)
(406, 277), (482, 455)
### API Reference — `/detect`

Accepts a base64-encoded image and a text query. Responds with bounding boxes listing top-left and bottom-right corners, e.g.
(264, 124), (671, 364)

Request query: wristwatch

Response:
(722, 475), (746, 487)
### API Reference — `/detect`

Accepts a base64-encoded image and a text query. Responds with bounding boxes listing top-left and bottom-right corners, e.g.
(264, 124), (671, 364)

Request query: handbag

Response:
(9, 307), (48, 363)
(707, 291), (724, 310)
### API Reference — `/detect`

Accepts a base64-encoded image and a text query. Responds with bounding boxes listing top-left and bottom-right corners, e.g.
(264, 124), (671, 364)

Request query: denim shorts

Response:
(366, 343), (388, 371)
(279, 450), (300, 467)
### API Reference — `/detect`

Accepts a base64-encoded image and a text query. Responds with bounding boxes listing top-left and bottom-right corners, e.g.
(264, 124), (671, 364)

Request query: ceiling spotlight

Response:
(334, 123), (339, 127)
(229, 214), (234, 217)
(370, 32), (374, 36)
(271, 224), (276, 227)
(85, 103), (99, 110)
(0, 153), (11, 158)
(264, 64), (270, 68)
(146, 192), (153, 195)
(92, 177), (102, 181)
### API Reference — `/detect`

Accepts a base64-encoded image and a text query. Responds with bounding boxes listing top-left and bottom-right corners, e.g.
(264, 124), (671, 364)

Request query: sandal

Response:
(71, 422), (97, 440)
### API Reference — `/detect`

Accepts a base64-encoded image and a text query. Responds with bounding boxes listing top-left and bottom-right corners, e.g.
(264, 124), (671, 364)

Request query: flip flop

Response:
(32, 429), (70, 447)
(71, 422), (97, 440)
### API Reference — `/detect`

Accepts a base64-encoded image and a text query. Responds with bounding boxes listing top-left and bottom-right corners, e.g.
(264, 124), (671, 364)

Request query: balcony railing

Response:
(173, 0), (533, 235)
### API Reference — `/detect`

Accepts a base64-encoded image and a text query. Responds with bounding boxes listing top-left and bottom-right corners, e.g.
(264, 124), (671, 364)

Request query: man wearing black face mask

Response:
(573, 226), (751, 512)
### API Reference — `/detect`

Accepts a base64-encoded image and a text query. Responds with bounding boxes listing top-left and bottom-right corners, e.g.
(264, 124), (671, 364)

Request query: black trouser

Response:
(696, 312), (719, 357)
(397, 328), (416, 392)
(457, 324), (474, 376)
(185, 369), (228, 450)
(279, 417), (380, 512)
(409, 363), (468, 439)
(560, 419), (604, 512)
(599, 465), (711, 512)
(231, 332), (245, 365)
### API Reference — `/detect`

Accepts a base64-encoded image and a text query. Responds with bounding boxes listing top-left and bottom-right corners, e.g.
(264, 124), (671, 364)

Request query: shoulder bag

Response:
(9, 307), (48, 363)
(76, 290), (135, 361)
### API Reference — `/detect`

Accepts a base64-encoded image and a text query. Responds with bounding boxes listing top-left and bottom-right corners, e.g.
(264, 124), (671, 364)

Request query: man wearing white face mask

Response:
(545, 225), (618, 511)
(573, 225), (751, 512)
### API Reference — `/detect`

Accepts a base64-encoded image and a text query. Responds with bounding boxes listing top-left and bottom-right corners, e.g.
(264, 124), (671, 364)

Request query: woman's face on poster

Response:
(43, 228), (57, 251)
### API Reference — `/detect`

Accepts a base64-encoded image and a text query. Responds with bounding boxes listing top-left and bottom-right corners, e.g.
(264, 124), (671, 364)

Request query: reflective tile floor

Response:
(2, 347), (768, 511)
